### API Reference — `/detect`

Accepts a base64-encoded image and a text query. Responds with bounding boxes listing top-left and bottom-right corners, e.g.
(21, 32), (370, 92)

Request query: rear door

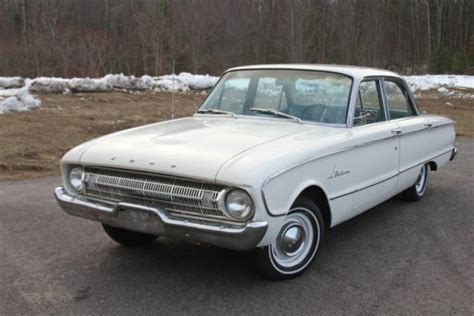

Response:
(382, 78), (430, 191)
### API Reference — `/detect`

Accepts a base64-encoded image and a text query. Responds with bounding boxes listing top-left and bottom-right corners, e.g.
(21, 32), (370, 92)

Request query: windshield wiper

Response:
(197, 108), (236, 118)
(250, 108), (303, 124)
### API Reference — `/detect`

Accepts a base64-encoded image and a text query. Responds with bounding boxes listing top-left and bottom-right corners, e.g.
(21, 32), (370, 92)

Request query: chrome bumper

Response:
(54, 187), (267, 251)
(450, 147), (458, 161)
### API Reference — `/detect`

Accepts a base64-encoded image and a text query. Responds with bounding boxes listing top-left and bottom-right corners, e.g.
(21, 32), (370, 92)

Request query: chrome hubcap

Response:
(415, 165), (426, 194)
(278, 224), (306, 256)
(271, 209), (318, 269)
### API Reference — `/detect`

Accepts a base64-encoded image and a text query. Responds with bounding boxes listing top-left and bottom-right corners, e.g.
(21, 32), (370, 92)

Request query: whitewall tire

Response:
(256, 196), (325, 280)
(402, 163), (429, 202)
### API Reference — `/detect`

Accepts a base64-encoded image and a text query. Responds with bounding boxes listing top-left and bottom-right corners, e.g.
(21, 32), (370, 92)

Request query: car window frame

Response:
(380, 76), (420, 120)
(196, 68), (354, 127)
(352, 78), (387, 127)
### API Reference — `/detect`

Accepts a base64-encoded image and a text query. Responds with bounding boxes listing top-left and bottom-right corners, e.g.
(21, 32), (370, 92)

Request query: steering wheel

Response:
(301, 105), (346, 123)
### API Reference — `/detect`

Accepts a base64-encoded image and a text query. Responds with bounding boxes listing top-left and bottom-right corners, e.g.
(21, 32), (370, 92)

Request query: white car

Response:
(55, 64), (457, 280)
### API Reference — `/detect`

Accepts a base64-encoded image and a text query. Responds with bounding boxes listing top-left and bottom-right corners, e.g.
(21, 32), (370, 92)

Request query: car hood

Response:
(78, 116), (309, 181)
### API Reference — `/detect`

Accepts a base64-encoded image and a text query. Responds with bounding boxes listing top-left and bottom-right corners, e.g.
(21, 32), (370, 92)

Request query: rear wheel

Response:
(102, 224), (158, 246)
(402, 164), (429, 202)
(256, 196), (325, 280)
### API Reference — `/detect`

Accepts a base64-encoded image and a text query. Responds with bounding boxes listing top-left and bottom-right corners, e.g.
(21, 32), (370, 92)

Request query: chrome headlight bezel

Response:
(68, 166), (85, 192)
(219, 188), (254, 221)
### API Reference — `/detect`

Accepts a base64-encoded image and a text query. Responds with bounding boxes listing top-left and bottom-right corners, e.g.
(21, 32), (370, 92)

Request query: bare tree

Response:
(0, 0), (472, 77)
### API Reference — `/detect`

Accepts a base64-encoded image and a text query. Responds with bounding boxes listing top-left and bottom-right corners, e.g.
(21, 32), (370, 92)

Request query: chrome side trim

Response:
(399, 147), (454, 173)
(262, 145), (455, 212)
(265, 133), (399, 184)
(262, 122), (453, 193)
(260, 184), (282, 218)
(55, 187), (267, 251)
(396, 122), (454, 137)
(260, 133), (399, 216)
(331, 147), (454, 200)
(329, 173), (398, 200)
(430, 122), (455, 129)
(397, 127), (429, 136)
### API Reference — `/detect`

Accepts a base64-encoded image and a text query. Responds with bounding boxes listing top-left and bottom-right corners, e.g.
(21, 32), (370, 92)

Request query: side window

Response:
(353, 80), (385, 126)
(384, 81), (414, 119)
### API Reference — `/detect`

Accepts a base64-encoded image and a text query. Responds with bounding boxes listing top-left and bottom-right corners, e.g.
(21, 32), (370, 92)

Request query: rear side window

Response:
(384, 81), (415, 119)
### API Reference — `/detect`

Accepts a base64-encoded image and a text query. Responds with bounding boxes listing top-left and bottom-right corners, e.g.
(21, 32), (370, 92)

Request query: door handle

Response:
(391, 128), (402, 135)
(424, 122), (433, 128)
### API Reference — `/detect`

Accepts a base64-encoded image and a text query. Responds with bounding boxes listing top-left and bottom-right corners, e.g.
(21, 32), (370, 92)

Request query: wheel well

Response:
(428, 161), (438, 171)
(299, 186), (331, 228)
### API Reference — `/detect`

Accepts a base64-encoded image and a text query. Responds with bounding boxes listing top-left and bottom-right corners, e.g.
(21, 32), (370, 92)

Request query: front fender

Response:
(262, 167), (329, 217)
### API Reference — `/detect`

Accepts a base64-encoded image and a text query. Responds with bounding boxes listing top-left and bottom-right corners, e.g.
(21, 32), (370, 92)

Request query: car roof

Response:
(225, 64), (402, 80)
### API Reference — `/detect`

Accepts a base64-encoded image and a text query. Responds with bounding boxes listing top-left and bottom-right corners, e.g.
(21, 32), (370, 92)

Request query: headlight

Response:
(224, 189), (254, 220)
(68, 167), (84, 192)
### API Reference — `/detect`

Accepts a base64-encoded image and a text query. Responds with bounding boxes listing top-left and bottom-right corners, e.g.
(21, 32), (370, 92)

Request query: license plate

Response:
(125, 209), (150, 222)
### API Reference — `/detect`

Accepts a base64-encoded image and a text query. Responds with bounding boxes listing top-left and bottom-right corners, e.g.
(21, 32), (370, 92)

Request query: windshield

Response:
(198, 69), (352, 124)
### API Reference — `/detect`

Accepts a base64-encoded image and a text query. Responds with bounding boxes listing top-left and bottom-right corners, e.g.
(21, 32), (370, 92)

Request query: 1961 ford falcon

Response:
(55, 64), (457, 280)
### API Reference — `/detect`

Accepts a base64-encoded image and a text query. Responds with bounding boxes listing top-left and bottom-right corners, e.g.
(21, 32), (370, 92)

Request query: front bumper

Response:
(54, 187), (267, 251)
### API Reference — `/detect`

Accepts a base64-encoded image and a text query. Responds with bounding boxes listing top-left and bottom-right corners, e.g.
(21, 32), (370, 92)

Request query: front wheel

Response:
(102, 224), (158, 246)
(256, 197), (325, 280)
(402, 163), (429, 202)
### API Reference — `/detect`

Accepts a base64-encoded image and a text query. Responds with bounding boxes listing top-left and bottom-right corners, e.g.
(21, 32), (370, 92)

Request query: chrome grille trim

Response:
(82, 167), (227, 220)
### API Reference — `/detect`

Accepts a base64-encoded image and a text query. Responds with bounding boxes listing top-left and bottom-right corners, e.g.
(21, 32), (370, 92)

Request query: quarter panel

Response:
(429, 116), (456, 166)
(396, 116), (431, 189)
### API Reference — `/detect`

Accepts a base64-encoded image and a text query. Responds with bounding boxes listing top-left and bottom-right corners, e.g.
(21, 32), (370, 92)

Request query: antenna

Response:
(171, 59), (175, 120)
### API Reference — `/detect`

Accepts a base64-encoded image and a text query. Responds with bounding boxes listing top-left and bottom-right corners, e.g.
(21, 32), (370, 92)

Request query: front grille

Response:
(83, 167), (227, 220)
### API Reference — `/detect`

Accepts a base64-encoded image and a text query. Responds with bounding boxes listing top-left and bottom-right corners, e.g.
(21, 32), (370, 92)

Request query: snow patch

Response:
(437, 87), (449, 94)
(0, 83), (41, 114)
(154, 73), (218, 91)
(22, 73), (219, 94)
(434, 83), (474, 99)
(0, 76), (24, 89)
(68, 78), (113, 92)
(170, 72), (218, 90)
(404, 75), (474, 91)
(103, 74), (153, 90)
(2, 74), (472, 95)
(0, 72), (218, 114)
(30, 77), (69, 94)
(0, 73), (471, 115)
(0, 88), (22, 97)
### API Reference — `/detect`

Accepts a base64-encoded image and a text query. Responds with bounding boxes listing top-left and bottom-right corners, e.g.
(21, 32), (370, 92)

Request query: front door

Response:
(330, 79), (399, 221)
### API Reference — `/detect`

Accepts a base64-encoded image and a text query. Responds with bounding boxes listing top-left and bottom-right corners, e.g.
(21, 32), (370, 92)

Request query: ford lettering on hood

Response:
(78, 116), (309, 180)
